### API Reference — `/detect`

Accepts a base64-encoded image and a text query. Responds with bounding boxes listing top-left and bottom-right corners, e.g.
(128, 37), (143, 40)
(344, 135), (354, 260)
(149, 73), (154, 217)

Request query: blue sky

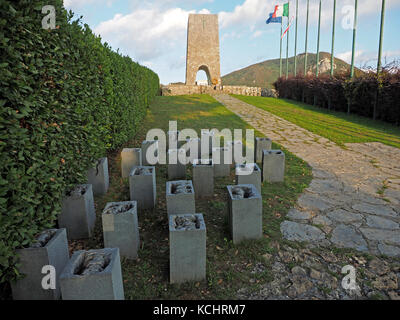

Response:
(63, 0), (400, 84)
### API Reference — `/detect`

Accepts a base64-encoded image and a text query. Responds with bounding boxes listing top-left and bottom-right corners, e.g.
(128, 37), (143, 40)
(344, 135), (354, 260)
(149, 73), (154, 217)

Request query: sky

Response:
(63, 0), (400, 85)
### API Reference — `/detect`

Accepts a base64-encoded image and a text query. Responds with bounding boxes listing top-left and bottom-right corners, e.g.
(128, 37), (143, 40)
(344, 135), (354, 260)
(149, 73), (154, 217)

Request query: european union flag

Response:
(266, 13), (282, 24)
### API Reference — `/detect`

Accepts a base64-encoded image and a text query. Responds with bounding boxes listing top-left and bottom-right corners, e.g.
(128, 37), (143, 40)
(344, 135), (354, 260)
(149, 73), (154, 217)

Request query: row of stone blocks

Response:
(122, 137), (283, 180)
(12, 198), (142, 299)
(62, 200), (140, 299)
(126, 155), (271, 212)
(57, 146), (283, 255)
(120, 135), (283, 180)
(51, 136), (281, 288)
(121, 134), (267, 167)
(11, 137), (279, 298)
(167, 150), (282, 202)
(163, 137), (273, 284)
(11, 228), (125, 300)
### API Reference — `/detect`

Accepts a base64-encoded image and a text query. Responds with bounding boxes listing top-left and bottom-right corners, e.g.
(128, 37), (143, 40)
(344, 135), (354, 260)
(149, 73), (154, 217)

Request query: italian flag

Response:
(272, 3), (289, 18)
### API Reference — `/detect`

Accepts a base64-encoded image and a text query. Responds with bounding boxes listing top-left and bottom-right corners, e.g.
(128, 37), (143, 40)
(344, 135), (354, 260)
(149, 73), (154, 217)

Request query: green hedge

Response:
(0, 0), (159, 283)
(274, 72), (400, 125)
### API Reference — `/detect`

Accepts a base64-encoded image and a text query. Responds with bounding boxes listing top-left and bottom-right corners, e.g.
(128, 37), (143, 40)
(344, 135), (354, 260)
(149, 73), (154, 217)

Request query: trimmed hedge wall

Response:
(274, 72), (400, 125)
(0, 0), (159, 283)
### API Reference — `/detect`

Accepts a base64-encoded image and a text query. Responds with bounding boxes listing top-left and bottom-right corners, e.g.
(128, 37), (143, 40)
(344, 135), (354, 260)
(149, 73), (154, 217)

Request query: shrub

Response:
(0, 0), (159, 283)
(274, 70), (400, 125)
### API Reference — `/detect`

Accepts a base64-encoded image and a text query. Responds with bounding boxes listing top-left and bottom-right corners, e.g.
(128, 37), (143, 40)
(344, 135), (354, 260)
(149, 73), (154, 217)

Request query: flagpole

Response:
(330, 0), (337, 77)
(350, 0), (358, 78)
(316, 0), (322, 77)
(377, 0), (386, 74)
(304, 0), (309, 75)
(280, 18), (283, 78)
(286, 1), (290, 79)
(374, 0), (386, 120)
(294, 0), (298, 76)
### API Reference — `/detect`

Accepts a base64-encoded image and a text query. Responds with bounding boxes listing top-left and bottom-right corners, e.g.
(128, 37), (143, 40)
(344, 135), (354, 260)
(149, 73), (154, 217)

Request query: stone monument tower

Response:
(185, 14), (221, 86)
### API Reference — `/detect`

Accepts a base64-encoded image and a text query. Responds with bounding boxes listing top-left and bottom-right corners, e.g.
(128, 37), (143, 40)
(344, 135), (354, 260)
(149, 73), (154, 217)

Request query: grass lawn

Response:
(232, 95), (400, 149)
(75, 94), (312, 299)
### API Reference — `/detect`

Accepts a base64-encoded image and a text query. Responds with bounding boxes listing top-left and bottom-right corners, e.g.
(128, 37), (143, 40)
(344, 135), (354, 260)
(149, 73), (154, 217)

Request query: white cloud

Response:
(95, 8), (195, 61)
(221, 31), (241, 41)
(219, 0), (269, 29)
(64, 0), (116, 8)
(337, 50), (368, 64)
(198, 8), (211, 14)
(337, 50), (400, 67)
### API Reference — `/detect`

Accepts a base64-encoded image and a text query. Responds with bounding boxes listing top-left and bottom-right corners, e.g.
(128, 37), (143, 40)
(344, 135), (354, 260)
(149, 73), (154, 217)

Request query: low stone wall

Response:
(161, 85), (201, 96)
(161, 85), (277, 98)
(222, 86), (262, 96)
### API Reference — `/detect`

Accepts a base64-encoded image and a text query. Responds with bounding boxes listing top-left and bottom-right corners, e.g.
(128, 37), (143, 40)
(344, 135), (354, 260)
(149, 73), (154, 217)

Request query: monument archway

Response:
(195, 65), (211, 85)
(185, 14), (221, 86)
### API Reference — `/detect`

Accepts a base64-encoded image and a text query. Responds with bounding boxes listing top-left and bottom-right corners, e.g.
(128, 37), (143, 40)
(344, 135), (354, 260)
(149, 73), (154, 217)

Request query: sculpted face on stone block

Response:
(74, 251), (111, 276)
(132, 167), (153, 175)
(174, 215), (200, 230)
(30, 229), (58, 248)
(170, 181), (193, 195)
(231, 186), (256, 199)
(265, 150), (283, 155)
(237, 163), (259, 172)
(66, 185), (88, 197)
(103, 202), (135, 215)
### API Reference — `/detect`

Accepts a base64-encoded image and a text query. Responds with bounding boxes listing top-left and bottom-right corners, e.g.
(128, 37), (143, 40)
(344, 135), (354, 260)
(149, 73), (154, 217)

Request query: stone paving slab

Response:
(213, 94), (400, 257)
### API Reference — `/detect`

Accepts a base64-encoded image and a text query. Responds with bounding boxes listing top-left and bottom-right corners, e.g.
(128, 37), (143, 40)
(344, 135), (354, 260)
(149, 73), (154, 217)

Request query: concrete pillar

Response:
(102, 201), (140, 260)
(201, 129), (215, 159)
(11, 229), (69, 300)
(225, 140), (243, 166)
(166, 180), (195, 217)
(255, 137), (272, 163)
(212, 147), (231, 177)
(169, 214), (206, 283)
(129, 166), (156, 210)
(227, 184), (262, 244)
(121, 148), (142, 178)
(168, 149), (187, 180)
(193, 159), (214, 198)
(184, 138), (201, 163)
(60, 248), (124, 300)
(235, 163), (262, 193)
(167, 130), (180, 150)
(262, 150), (285, 182)
(58, 184), (96, 240)
(141, 140), (159, 166)
(87, 157), (109, 195)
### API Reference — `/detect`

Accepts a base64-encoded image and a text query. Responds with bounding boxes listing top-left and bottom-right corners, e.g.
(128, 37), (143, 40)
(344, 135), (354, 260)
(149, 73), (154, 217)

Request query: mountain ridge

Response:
(222, 52), (362, 89)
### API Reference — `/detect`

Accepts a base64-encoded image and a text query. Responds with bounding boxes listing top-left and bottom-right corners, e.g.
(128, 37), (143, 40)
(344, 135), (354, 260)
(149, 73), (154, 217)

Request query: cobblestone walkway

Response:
(214, 94), (400, 258)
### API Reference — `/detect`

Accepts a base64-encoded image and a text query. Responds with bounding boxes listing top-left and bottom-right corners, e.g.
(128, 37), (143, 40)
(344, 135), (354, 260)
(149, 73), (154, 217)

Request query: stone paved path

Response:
(214, 94), (400, 257)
